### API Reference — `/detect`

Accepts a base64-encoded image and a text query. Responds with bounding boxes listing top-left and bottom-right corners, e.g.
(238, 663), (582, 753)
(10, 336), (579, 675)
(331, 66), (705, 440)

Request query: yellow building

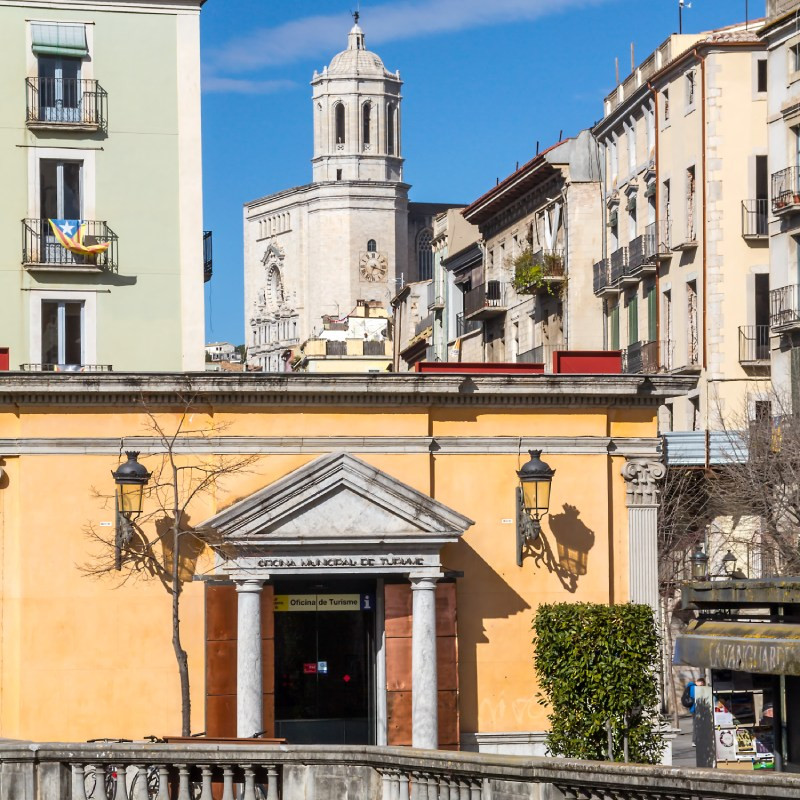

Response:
(0, 371), (693, 752)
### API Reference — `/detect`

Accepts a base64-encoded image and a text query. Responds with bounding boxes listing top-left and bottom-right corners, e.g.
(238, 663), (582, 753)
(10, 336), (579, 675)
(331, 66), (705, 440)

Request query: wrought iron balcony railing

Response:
(25, 77), (107, 131)
(741, 200), (768, 239)
(738, 325), (770, 363)
(609, 246), (628, 285)
(19, 363), (113, 372)
(22, 218), (118, 270)
(531, 249), (566, 279)
(771, 166), (800, 214)
(455, 312), (481, 338)
(623, 340), (672, 374)
(592, 259), (612, 295)
(770, 284), (800, 330)
(427, 277), (445, 310)
(644, 219), (671, 258)
(203, 230), (213, 282)
(464, 280), (507, 319)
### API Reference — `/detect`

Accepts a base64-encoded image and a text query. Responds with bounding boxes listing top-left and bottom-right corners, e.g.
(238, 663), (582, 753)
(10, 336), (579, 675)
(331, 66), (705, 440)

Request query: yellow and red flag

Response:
(48, 219), (110, 257)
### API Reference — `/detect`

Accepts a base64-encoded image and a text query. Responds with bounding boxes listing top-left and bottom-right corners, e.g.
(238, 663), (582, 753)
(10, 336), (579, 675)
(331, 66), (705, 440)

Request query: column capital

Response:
(621, 459), (666, 507)
(235, 578), (265, 594)
(408, 572), (442, 590)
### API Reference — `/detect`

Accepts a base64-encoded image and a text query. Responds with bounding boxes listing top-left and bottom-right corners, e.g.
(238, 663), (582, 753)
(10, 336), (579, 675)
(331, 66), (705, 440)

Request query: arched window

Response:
(335, 103), (346, 144)
(362, 103), (371, 146)
(417, 229), (433, 280)
(387, 103), (396, 155)
(367, 239), (377, 252)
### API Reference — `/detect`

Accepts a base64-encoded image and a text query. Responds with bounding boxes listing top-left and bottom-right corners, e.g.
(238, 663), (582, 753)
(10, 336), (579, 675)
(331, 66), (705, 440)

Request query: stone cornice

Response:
(0, 372), (698, 408)
(0, 435), (662, 456)
(0, 0), (204, 11)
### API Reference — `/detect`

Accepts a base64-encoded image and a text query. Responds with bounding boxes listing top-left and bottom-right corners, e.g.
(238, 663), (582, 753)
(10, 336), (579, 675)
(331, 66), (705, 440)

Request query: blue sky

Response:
(201, 0), (762, 345)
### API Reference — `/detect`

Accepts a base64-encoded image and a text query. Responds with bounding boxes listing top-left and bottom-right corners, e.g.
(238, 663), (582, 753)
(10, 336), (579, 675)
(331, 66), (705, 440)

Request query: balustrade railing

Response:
(463, 280), (507, 318)
(739, 325), (770, 363)
(2, 741), (798, 800)
(741, 199), (768, 238)
(772, 166), (800, 214)
(22, 218), (118, 271)
(25, 77), (107, 130)
(623, 340), (671, 374)
(609, 247), (628, 285)
(770, 284), (800, 329)
(644, 219), (671, 258)
(593, 259), (611, 294)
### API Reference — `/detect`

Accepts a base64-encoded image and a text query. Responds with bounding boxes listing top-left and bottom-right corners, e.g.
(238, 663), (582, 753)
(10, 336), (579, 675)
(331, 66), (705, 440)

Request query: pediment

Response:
(198, 452), (473, 553)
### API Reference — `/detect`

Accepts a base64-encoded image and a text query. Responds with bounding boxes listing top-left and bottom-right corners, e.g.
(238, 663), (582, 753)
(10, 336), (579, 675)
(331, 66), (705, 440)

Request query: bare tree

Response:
(81, 388), (256, 736)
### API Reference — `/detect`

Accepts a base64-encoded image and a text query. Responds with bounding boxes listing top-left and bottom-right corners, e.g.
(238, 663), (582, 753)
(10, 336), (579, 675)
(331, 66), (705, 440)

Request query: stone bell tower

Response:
(311, 15), (404, 183)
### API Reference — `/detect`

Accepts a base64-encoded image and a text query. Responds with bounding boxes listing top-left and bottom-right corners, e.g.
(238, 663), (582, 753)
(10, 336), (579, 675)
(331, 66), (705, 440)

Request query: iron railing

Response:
(739, 325), (770, 362)
(592, 259), (610, 294)
(623, 340), (671, 374)
(19, 363), (113, 372)
(455, 312), (481, 338)
(25, 77), (107, 130)
(771, 166), (800, 213)
(644, 219), (671, 257)
(203, 231), (213, 282)
(427, 278), (445, 309)
(325, 340), (347, 356)
(742, 200), (768, 238)
(464, 280), (507, 318)
(609, 246), (628, 285)
(531, 249), (565, 278)
(770, 284), (800, 329)
(363, 340), (388, 356)
(626, 235), (646, 275)
(22, 218), (118, 270)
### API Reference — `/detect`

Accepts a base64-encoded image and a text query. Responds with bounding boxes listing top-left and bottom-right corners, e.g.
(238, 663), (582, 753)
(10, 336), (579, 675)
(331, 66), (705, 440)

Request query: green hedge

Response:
(532, 602), (664, 763)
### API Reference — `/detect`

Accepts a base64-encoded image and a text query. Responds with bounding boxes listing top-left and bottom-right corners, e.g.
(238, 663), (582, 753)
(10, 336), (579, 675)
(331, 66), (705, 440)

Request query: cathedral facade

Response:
(244, 20), (453, 372)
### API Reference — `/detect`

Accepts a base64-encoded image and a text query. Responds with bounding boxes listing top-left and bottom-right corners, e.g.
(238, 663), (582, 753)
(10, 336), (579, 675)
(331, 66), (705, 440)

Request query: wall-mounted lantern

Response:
(516, 449), (555, 566)
(111, 451), (151, 569)
(690, 543), (709, 581)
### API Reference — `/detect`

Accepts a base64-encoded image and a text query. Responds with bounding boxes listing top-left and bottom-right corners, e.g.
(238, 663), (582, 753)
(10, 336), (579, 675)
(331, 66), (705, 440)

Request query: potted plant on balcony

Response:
(513, 249), (552, 296)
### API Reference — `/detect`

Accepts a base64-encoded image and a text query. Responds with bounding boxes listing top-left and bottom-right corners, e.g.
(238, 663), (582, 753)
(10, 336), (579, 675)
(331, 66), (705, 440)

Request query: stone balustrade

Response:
(0, 741), (798, 800)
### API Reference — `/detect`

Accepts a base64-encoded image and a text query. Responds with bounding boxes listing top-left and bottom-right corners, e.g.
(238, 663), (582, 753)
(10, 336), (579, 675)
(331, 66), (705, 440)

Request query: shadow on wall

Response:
(525, 503), (596, 593)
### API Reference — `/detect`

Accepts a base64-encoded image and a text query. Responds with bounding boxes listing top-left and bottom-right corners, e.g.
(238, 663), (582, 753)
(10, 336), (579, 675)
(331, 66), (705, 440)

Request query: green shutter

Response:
(628, 293), (639, 346)
(31, 23), (88, 57)
(647, 283), (657, 342)
(610, 301), (620, 350)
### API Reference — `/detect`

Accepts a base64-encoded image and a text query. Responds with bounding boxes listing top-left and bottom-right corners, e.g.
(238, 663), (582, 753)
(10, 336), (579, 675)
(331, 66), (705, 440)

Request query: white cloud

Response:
(207, 0), (613, 75)
(202, 75), (297, 95)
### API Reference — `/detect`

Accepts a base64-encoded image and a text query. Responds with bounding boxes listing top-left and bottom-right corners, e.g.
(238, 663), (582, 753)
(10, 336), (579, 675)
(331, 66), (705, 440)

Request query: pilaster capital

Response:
(234, 578), (265, 594)
(621, 459), (666, 507)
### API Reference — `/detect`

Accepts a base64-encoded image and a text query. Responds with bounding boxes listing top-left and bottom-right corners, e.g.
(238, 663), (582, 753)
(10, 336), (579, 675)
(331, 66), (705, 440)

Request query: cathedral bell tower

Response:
(311, 16), (404, 183)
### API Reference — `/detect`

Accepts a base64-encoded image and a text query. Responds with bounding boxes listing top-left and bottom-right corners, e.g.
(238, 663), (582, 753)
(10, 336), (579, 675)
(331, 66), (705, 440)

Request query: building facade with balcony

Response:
(760, 0), (800, 411)
(0, 0), (207, 372)
(593, 23), (771, 431)
(243, 21), (455, 373)
(460, 131), (603, 368)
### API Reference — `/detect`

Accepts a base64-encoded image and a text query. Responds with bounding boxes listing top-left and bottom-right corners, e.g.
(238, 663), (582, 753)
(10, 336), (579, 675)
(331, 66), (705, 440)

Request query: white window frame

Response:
(29, 290), (96, 366)
(627, 121), (636, 172)
(28, 146), (95, 219)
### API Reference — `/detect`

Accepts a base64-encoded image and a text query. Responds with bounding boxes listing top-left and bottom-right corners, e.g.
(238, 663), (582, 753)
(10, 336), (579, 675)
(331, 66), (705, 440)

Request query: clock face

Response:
(360, 251), (388, 282)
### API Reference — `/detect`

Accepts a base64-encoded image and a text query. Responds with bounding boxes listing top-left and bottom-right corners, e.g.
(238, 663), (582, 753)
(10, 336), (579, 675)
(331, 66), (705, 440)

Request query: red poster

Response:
(303, 663), (317, 674)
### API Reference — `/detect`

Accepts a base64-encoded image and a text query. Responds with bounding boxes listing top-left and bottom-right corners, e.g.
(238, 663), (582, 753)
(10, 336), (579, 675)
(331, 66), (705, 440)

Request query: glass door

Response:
(38, 56), (82, 123)
(40, 159), (82, 264)
(41, 300), (83, 368)
(274, 581), (376, 744)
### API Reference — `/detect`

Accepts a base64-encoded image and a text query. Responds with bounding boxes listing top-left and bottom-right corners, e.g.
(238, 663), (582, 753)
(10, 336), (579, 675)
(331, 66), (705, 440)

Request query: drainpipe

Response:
(647, 81), (660, 348)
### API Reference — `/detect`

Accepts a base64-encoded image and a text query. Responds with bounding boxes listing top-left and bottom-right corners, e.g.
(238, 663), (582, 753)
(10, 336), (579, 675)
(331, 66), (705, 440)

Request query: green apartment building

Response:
(0, 0), (207, 372)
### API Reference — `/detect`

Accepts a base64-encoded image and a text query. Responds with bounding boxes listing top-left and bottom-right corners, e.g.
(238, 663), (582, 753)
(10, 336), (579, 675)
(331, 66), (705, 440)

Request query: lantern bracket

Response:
(516, 487), (542, 566)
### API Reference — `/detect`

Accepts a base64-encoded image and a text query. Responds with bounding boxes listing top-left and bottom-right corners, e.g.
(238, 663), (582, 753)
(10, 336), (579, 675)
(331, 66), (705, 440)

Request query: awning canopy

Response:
(31, 23), (88, 57)
(674, 619), (800, 676)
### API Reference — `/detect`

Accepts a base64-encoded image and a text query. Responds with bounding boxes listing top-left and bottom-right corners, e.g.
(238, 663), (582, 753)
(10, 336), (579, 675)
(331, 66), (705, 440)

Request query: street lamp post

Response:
(516, 449), (555, 566)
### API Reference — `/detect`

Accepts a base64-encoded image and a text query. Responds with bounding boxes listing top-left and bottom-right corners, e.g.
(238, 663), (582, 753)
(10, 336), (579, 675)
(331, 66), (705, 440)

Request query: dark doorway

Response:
(274, 580), (376, 744)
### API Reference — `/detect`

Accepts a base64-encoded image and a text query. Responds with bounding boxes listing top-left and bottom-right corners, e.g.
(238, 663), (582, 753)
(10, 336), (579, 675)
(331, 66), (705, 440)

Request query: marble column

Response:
(236, 578), (264, 738)
(621, 459), (666, 617)
(410, 573), (439, 750)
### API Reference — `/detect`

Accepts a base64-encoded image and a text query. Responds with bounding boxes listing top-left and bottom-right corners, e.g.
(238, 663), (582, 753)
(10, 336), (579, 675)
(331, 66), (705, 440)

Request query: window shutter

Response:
(31, 23), (88, 57)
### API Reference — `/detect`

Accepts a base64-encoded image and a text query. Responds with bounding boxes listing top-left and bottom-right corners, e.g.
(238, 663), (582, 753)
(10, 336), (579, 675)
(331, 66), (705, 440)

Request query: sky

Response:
(200, 0), (763, 345)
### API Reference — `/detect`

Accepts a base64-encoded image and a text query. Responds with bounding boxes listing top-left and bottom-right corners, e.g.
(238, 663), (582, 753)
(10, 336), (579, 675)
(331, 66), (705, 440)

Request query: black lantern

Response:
(690, 543), (709, 580)
(721, 550), (737, 577)
(516, 450), (555, 566)
(111, 451), (151, 520)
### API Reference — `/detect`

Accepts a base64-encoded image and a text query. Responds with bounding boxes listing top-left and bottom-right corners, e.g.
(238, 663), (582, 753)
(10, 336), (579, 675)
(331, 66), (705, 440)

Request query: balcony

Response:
(741, 200), (768, 240)
(203, 231), (213, 282)
(672, 220), (698, 251)
(592, 258), (618, 296)
(622, 340), (672, 374)
(455, 312), (481, 338)
(771, 166), (800, 215)
(770, 284), (800, 331)
(464, 280), (507, 320)
(427, 278), (445, 310)
(22, 218), (118, 271)
(25, 77), (107, 132)
(20, 363), (112, 372)
(325, 340), (347, 356)
(609, 246), (628, 285)
(644, 220), (671, 260)
(739, 325), (770, 364)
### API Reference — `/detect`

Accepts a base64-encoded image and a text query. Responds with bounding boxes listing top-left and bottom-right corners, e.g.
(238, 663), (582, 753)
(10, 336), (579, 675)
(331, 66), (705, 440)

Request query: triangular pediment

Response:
(198, 452), (473, 553)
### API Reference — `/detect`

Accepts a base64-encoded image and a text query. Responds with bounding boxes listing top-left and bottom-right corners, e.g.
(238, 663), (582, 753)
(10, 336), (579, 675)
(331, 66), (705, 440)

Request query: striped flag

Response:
(48, 219), (110, 257)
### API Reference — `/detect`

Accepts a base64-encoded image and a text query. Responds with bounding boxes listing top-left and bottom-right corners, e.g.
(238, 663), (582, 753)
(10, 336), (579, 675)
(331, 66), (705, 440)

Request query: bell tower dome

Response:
(311, 16), (403, 183)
